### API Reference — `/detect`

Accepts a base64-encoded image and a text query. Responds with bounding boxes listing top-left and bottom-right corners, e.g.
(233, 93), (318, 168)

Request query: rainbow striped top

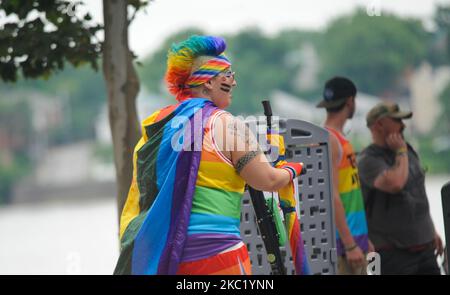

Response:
(327, 128), (369, 256)
(182, 110), (246, 262)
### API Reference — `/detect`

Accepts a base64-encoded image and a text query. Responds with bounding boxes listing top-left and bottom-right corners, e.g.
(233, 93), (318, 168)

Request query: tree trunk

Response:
(102, 0), (140, 227)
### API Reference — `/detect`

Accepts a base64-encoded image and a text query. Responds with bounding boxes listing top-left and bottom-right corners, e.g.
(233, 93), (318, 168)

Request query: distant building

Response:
(0, 91), (64, 162)
(409, 62), (450, 134)
(27, 92), (64, 134)
(291, 43), (321, 93)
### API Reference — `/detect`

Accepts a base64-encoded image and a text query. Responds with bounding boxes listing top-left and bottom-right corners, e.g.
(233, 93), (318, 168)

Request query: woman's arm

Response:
(213, 113), (299, 192)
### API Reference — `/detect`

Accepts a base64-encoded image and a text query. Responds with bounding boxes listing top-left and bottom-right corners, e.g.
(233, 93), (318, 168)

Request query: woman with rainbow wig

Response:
(114, 35), (307, 275)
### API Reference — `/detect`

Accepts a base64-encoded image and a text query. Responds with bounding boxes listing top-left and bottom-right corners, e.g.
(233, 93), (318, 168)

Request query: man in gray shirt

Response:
(357, 101), (444, 275)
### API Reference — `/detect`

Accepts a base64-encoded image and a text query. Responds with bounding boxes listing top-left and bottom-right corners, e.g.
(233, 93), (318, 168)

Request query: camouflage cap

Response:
(366, 101), (412, 127)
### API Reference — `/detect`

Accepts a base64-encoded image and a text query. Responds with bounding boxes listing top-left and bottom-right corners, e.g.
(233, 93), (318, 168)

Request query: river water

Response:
(0, 175), (448, 274)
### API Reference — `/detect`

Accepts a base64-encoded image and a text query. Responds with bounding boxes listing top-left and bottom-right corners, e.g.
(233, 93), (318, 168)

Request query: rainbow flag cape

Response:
(114, 98), (217, 275)
(269, 132), (310, 275)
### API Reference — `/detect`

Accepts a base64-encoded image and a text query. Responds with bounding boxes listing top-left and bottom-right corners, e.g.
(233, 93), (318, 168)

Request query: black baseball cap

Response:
(316, 77), (357, 108)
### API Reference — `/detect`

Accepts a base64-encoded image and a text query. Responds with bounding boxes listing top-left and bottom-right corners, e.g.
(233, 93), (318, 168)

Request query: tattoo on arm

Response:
(227, 120), (258, 149)
(235, 151), (261, 174)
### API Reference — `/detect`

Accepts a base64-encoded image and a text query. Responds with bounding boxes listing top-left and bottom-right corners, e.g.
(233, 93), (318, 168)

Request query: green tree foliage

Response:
(417, 5), (450, 174)
(0, 0), (150, 142)
(138, 10), (433, 114)
(434, 5), (450, 62)
(0, 0), (150, 206)
(0, 0), (102, 82)
(438, 84), (450, 134)
(226, 28), (302, 114)
(0, 99), (32, 202)
(321, 9), (427, 95)
(139, 28), (319, 114)
(419, 82), (450, 174)
(425, 5), (450, 66)
(435, 5), (450, 137)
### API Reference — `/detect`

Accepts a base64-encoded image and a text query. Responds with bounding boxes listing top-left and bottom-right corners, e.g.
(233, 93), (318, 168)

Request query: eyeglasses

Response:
(221, 69), (235, 78)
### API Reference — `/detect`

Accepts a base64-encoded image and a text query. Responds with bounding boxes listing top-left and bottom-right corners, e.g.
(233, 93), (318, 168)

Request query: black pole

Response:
(262, 100), (272, 130)
(246, 100), (286, 275)
(247, 187), (285, 274)
(442, 181), (450, 275)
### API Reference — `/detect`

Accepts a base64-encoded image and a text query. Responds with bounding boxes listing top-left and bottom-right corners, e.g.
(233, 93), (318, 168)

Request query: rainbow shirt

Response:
(114, 100), (250, 275)
(327, 128), (369, 256)
(181, 110), (248, 264)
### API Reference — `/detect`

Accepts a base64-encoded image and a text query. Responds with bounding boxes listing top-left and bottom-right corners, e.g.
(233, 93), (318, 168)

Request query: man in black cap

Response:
(357, 101), (444, 275)
(317, 77), (372, 275)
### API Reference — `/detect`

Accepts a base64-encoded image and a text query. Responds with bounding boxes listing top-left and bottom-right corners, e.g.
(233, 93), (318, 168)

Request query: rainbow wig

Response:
(165, 35), (231, 102)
